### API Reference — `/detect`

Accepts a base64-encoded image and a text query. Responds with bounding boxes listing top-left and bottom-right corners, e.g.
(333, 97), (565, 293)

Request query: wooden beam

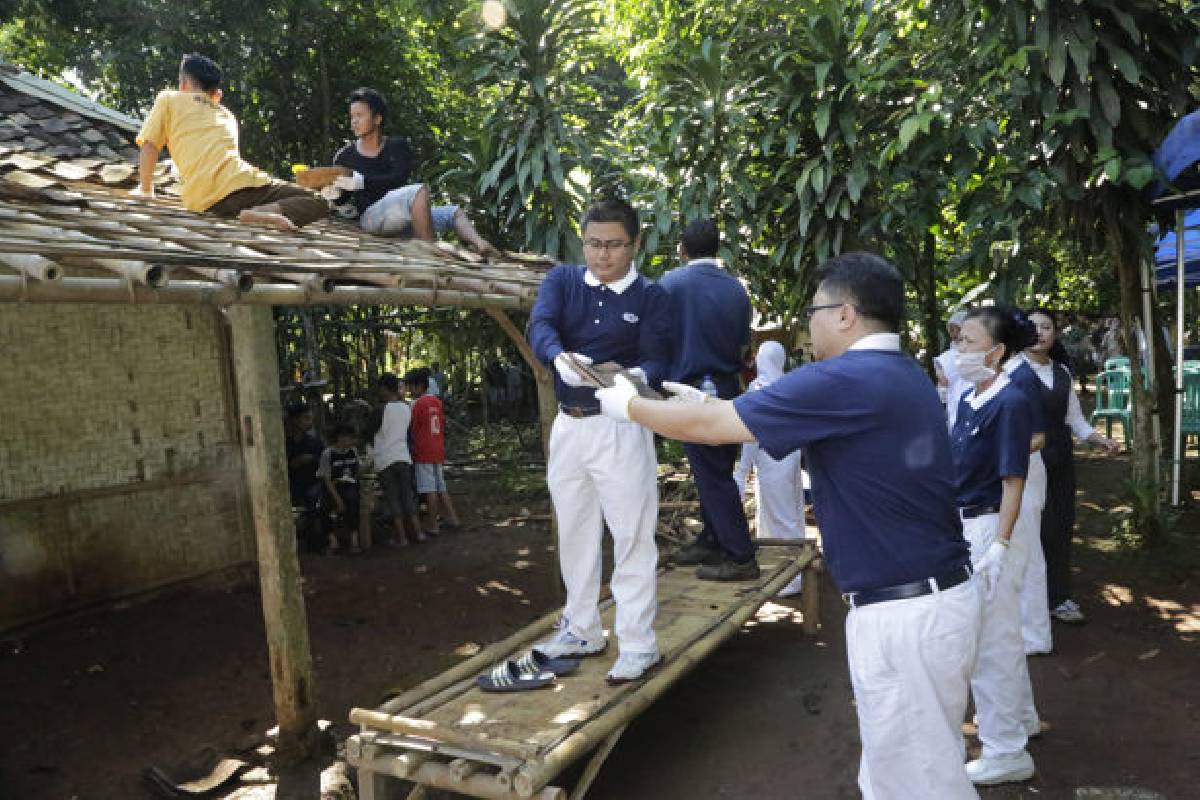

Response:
(226, 305), (320, 764)
(484, 308), (556, 461)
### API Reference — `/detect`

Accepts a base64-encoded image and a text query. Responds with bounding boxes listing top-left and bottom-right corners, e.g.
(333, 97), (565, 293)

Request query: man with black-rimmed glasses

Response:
(595, 252), (983, 798)
(526, 197), (673, 684)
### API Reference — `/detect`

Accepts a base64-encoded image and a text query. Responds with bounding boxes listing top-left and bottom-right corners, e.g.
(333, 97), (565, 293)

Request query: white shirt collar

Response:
(583, 264), (639, 294)
(848, 333), (901, 352)
(685, 257), (723, 269)
(1001, 353), (1025, 375)
(966, 372), (1011, 409)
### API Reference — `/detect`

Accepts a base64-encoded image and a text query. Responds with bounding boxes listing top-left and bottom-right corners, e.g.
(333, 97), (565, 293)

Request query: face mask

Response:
(955, 345), (1000, 383)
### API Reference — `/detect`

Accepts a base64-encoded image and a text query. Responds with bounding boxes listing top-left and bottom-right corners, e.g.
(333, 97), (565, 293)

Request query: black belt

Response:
(559, 404), (601, 418)
(959, 504), (1001, 519)
(843, 565), (973, 609)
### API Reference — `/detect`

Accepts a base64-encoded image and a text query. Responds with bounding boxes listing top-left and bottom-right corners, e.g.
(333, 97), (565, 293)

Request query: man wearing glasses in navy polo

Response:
(595, 252), (984, 797)
(527, 197), (673, 684)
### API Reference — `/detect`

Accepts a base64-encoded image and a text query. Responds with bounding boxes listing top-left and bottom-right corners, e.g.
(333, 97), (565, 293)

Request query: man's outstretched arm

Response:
(135, 141), (160, 196)
(597, 376), (755, 445)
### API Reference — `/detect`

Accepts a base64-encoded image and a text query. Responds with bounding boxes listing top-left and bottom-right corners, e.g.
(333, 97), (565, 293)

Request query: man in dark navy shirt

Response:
(527, 198), (673, 684)
(596, 253), (983, 799)
(658, 218), (756, 580)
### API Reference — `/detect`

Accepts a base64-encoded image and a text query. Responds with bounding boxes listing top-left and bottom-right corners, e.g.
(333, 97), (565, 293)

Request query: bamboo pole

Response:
(348, 711), (539, 761)
(185, 266), (255, 292)
(0, 252), (61, 281)
(0, 276), (528, 309)
(227, 305), (320, 764)
(89, 257), (168, 287)
(513, 547), (816, 797)
(800, 557), (823, 636)
(403, 760), (565, 800)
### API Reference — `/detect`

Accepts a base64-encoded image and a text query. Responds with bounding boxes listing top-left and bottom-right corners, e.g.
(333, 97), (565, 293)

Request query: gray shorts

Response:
(414, 463), (447, 494)
(378, 461), (418, 519)
(360, 183), (459, 237)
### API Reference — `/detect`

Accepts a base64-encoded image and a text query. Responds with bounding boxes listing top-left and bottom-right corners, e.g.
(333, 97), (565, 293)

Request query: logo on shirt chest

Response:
(622, 312), (639, 324)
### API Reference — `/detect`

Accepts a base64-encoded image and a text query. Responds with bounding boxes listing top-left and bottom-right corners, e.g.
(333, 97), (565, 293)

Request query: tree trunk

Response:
(1106, 201), (1165, 545)
(919, 231), (941, 377)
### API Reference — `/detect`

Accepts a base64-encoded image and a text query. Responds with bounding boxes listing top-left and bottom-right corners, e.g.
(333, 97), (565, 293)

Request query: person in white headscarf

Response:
(733, 340), (808, 597)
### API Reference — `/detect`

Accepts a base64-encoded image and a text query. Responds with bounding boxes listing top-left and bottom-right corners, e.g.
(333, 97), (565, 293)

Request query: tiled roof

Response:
(0, 62), (549, 309)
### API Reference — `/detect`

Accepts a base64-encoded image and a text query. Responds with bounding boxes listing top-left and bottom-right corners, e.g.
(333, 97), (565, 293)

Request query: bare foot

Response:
(470, 239), (501, 259)
(238, 209), (298, 232)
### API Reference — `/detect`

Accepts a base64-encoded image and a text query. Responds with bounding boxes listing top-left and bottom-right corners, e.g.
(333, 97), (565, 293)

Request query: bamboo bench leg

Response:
(567, 722), (628, 800)
(358, 767), (389, 800)
(801, 563), (821, 635)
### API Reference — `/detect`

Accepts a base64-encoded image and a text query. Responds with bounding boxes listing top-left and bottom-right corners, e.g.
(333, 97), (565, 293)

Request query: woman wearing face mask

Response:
(1018, 309), (1120, 633)
(733, 340), (807, 597)
(951, 306), (1040, 787)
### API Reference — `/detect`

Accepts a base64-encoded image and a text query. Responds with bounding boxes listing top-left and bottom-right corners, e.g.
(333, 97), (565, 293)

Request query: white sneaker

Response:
(533, 627), (606, 659)
(605, 649), (661, 684)
(1051, 598), (1087, 624)
(966, 751), (1035, 785)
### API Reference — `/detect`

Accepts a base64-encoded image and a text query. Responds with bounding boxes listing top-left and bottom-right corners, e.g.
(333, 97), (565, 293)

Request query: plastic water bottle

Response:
(700, 374), (718, 399)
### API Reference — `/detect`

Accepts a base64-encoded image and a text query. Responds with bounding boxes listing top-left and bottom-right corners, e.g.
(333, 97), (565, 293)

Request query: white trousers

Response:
(962, 513), (1037, 760)
(546, 412), (659, 654)
(848, 578), (982, 800)
(1018, 453), (1053, 654)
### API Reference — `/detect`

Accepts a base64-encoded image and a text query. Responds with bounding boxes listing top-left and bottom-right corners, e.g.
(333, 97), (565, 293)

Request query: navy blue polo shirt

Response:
(658, 259), (751, 385)
(1004, 359), (1046, 436)
(733, 340), (970, 594)
(951, 377), (1033, 508)
(528, 264), (673, 409)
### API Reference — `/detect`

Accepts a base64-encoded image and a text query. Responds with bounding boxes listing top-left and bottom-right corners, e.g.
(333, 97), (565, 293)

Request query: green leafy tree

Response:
(461, 0), (613, 260)
(962, 0), (1200, 539)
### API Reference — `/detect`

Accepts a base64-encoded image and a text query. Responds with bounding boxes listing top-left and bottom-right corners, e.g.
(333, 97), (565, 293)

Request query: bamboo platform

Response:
(347, 540), (822, 800)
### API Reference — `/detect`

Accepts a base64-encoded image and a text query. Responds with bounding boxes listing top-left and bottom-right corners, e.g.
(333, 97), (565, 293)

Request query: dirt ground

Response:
(1, 451), (1197, 800)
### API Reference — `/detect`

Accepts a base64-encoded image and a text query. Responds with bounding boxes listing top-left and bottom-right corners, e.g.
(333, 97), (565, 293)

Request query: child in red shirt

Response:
(405, 368), (461, 534)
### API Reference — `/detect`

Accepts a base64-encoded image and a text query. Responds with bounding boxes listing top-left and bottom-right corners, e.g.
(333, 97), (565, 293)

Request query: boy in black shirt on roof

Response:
(301, 87), (499, 257)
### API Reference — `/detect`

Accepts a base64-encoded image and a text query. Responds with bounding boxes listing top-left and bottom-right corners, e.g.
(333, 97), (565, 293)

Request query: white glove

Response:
(554, 352), (592, 387)
(333, 172), (365, 192)
(596, 374), (638, 422)
(626, 366), (647, 384)
(972, 540), (1008, 599)
(661, 381), (710, 404)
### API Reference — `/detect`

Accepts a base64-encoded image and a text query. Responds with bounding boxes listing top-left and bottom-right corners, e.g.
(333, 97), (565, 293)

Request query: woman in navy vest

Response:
(1019, 310), (1120, 633)
(951, 306), (1040, 786)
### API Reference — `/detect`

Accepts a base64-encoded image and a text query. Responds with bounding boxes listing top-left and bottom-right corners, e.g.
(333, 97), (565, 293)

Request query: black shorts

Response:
(378, 461), (418, 519)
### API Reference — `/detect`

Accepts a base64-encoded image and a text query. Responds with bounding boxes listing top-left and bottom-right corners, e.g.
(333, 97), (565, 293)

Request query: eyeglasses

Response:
(583, 239), (633, 252)
(801, 302), (846, 320)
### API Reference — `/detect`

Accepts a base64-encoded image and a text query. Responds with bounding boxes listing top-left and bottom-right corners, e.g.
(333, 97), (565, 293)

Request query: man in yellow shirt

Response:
(135, 54), (327, 231)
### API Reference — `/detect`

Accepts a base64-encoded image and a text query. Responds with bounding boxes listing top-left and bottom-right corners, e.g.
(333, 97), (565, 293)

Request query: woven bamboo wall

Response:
(0, 304), (253, 630)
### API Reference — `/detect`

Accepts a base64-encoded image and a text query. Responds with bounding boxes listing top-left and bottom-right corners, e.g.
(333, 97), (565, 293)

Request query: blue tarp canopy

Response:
(1154, 209), (1200, 289)
(1152, 111), (1200, 288)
